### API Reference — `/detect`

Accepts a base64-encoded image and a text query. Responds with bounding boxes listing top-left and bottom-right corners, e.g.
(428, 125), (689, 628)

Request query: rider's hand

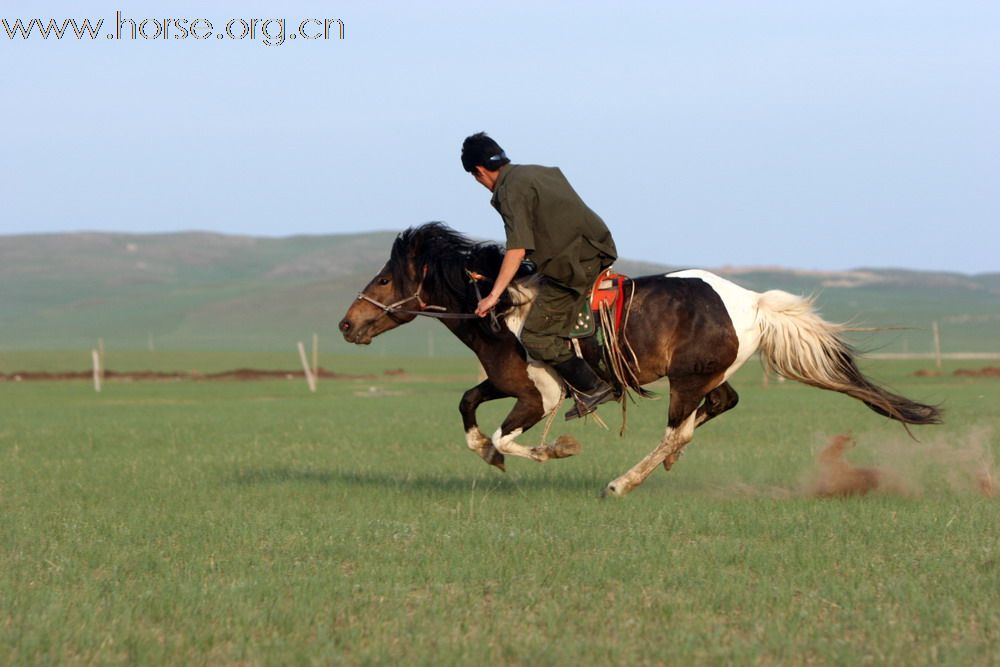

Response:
(475, 292), (500, 317)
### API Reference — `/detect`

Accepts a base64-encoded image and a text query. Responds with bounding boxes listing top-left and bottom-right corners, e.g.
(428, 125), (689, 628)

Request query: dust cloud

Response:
(721, 428), (996, 499)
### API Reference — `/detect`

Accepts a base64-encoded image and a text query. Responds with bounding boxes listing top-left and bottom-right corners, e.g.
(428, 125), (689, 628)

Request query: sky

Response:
(2, 1), (998, 273)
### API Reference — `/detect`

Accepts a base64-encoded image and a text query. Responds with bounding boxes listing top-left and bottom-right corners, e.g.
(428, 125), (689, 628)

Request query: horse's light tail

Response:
(755, 290), (942, 426)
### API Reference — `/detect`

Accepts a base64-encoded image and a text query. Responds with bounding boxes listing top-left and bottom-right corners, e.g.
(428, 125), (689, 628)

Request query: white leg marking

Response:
(490, 426), (548, 461)
(604, 411), (698, 497)
(467, 426), (505, 469)
(491, 427), (522, 453)
(526, 362), (563, 416)
(466, 427), (488, 452)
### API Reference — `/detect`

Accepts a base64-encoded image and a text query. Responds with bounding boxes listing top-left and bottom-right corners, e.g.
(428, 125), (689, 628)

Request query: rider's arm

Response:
(475, 247), (526, 316)
(491, 247), (527, 298)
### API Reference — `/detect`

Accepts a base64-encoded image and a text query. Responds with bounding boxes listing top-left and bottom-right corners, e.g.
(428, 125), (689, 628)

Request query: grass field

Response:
(1, 354), (998, 665)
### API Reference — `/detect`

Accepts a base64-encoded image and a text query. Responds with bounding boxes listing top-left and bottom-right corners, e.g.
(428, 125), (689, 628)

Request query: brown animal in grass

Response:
(813, 433), (883, 497)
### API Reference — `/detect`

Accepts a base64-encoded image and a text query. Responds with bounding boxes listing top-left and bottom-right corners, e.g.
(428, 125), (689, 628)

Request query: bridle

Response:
(355, 266), (500, 330)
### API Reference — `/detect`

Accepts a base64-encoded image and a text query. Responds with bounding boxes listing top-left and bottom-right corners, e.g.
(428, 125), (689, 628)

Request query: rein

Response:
(355, 267), (502, 332)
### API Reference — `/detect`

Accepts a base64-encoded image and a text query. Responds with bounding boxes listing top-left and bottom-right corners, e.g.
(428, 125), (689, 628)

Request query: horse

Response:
(338, 223), (941, 497)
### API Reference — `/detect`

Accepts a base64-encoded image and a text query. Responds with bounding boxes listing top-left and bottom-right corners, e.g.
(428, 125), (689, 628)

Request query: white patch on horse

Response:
(526, 361), (563, 416)
(667, 269), (763, 380)
(504, 277), (540, 339)
(504, 277), (562, 415)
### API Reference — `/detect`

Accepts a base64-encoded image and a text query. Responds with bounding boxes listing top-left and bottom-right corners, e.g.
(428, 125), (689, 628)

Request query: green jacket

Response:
(491, 164), (617, 294)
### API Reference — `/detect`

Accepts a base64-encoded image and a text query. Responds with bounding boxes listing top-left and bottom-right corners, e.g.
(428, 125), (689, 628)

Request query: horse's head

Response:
(339, 257), (423, 344)
(340, 222), (507, 344)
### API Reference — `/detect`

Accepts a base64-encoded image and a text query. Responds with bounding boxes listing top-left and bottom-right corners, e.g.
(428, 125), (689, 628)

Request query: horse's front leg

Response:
(460, 380), (508, 471)
(491, 393), (582, 463)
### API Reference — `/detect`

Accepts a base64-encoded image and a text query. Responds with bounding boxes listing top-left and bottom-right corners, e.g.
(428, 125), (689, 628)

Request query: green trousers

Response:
(520, 279), (589, 364)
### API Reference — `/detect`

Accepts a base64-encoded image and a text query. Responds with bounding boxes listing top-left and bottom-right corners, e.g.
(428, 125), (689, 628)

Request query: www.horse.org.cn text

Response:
(2, 11), (346, 47)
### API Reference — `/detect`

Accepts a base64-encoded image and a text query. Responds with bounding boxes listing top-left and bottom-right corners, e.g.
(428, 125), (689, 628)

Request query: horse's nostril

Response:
(339, 320), (351, 332)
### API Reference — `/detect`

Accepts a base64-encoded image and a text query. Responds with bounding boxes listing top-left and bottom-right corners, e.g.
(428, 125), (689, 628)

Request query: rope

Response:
(597, 280), (649, 435)
(538, 391), (566, 447)
(468, 271), (503, 333)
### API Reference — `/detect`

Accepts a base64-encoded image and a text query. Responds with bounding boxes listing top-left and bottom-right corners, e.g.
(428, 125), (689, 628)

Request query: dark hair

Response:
(389, 222), (518, 339)
(461, 132), (510, 173)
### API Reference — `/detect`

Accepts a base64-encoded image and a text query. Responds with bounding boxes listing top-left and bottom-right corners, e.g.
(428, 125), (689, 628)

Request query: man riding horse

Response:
(461, 132), (618, 420)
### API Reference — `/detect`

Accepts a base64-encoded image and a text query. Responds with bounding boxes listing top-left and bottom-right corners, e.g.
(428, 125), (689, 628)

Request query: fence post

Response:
(91, 349), (102, 393)
(97, 338), (106, 385)
(297, 341), (317, 392)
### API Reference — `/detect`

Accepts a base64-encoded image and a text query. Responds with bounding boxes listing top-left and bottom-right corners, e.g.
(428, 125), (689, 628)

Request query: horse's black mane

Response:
(389, 222), (525, 337)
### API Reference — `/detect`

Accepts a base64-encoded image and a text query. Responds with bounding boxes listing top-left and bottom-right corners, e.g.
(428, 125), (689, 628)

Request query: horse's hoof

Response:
(547, 435), (582, 459)
(600, 482), (625, 498)
(489, 453), (506, 473)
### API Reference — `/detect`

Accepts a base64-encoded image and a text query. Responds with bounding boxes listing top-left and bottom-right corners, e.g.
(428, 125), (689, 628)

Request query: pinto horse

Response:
(339, 223), (941, 497)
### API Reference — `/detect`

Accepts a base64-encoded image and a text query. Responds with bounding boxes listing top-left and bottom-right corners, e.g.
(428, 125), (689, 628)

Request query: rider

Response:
(462, 131), (618, 420)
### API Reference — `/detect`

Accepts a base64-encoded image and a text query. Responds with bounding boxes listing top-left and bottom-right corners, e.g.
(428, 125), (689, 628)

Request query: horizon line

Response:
(0, 227), (996, 277)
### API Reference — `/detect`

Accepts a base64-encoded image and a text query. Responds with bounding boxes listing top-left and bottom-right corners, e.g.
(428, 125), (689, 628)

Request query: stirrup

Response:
(564, 385), (616, 421)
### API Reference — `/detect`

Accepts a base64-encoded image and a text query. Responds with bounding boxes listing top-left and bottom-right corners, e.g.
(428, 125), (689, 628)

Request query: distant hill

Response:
(1, 230), (998, 355)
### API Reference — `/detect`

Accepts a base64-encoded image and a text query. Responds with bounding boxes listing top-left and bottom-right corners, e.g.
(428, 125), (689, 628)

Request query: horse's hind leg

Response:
(460, 380), (508, 471)
(663, 382), (739, 471)
(604, 412), (698, 497)
(603, 376), (712, 497)
(694, 382), (739, 428)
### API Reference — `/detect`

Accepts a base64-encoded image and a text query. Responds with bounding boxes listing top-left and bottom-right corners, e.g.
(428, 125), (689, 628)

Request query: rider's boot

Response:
(552, 357), (617, 421)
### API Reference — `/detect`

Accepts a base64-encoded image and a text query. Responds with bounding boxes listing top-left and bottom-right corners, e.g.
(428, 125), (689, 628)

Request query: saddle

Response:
(570, 268), (627, 339)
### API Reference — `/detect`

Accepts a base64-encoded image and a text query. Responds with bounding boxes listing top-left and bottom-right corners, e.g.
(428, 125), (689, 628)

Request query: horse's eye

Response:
(378, 277), (390, 286)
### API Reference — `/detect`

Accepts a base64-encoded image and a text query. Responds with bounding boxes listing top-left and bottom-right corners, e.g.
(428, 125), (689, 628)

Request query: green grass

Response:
(1, 358), (997, 665)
